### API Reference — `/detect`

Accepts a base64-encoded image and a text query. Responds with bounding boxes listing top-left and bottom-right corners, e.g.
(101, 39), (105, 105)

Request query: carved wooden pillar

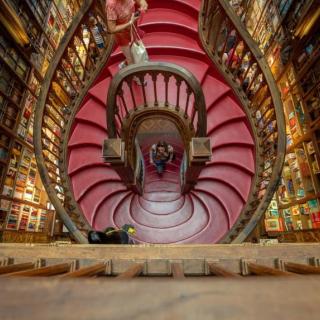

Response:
(182, 138), (212, 193)
(102, 138), (142, 195)
(103, 138), (134, 184)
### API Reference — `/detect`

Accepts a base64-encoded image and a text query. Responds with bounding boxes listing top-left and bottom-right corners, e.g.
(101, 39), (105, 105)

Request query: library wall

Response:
(230, 0), (320, 240)
(0, 0), (83, 242)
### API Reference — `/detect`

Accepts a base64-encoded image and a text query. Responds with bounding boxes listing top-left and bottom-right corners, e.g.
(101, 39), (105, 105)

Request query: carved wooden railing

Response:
(104, 62), (211, 194)
(34, 0), (114, 243)
(134, 138), (145, 195)
(106, 62), (207, 138)
(200, 0), (286, 243)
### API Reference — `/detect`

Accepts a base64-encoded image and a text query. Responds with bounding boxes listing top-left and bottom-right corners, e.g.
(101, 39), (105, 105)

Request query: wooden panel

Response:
(5, 263), (71, 277)
(171, 263), (185, 279)
(207, 263), (242, 278)
(61, 263), (107, 278)
(0, 262), (35, 275)
(284, 262), (320, 274)
(116, 263), (144, 279)
(1, 277), (320, 319)
(247, 262), (293, 276)
(1, 231), (50, 243)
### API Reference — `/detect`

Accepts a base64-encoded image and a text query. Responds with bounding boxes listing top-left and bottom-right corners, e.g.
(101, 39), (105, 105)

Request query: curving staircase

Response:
(67, 0), (255, 243)
(34, 0), (285, 244)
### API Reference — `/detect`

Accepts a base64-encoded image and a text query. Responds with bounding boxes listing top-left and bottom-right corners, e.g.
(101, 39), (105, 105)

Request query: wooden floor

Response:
(1, 243), (320, 319)
(0, 276), (320, 320)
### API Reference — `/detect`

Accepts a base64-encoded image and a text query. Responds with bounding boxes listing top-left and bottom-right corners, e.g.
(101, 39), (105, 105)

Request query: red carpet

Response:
(67, 0), (255, 243)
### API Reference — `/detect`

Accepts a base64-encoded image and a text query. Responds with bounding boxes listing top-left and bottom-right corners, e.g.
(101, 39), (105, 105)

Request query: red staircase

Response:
(67, 0), (255, 243)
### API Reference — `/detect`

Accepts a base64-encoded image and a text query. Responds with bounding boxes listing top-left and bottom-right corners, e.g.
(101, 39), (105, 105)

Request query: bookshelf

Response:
(0, 0), (81, 242)
(230, 1), (320, 237)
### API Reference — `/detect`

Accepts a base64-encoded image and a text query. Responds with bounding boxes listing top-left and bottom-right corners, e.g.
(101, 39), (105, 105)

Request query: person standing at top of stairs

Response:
(106, 0), (148, 67)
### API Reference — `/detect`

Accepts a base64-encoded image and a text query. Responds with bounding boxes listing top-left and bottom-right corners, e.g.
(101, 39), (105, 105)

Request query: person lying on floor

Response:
(88, 224), (136, 244)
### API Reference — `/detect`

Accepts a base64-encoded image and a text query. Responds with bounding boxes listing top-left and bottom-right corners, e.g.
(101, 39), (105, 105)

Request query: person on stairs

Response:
(150, 141), (174, 175)
(105, 0), (148, 84)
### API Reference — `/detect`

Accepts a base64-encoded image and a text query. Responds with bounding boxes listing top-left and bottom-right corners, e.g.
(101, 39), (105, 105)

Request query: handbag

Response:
(130, 23), (148, 64)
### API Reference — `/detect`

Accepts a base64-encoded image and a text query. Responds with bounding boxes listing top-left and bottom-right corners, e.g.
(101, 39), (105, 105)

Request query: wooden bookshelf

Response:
(0, 0), (81, 241)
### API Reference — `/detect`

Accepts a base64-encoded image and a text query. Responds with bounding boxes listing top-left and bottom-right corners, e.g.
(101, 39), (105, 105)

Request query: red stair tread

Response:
(138, 194), (185, 214)
(199, 164), (252, 200)
(195, 180), (244, 225)
(68, 121), (106, 147)
(144, 171), (180, 184)
(209, 120), (254, 148)
(130, 195), (193, 228)
(207, 96), (246, 133)
(143, 191), (182, 202)
(202, 75), (231, 111)
(93, 191), (132, 229)
(113, 194), (209, 243)
(79, 182), (127, 225)
(177, 0), (201, 11)
(175, 191), (229, 243)
(140, 8), (198, 32)
(140, 32), (202, 53)
(71, 166), (121, 201)
(88, 77), (111, 105)
(75, 99), (106, 131)
(148, 0), (199, 18)
(210, 145), (255, 174)
(144, 180), (180, 193)
(68, 146), (103, 174)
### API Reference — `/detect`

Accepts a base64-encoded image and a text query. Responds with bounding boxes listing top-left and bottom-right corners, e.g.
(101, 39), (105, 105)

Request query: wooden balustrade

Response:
(106, 62), (207, 140)
(200, 0), (286, 243)
(104, 62), (210, 194)
(34, 0), (114, 243)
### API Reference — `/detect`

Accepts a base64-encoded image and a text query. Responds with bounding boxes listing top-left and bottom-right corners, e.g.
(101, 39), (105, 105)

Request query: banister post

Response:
(102, 138), (141, 194)
(181, 138), (212, 193)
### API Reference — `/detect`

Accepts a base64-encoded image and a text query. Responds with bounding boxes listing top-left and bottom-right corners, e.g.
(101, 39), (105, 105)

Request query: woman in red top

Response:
(106, 0), (148, 66)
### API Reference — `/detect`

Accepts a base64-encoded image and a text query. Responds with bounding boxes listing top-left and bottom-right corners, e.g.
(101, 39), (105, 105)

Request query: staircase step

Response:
(195, 180), (244, 226)
(202, 75), (231, 111)
(88, 77), (111, 105)
(140, 8), (198, 35)
(143, 191), (182, 202)
(147, 54), (209, 84)
(138, 194), (186, 215)
(71, 165), (121, 201)
(114, 193), (209, 243)
(75, 99), (106, 130)
(207, 96), (246, 133)
(209, 120), (254, 149)
(148, 0), (200, 19)
(68, 145), (104, 175)
(93, 191), (132, 229)
(210, 145), (255, 174)
(68, 121), (106, 148)
(79, 182), (128, 226)
(199, 163), (252, 201)
(130, 194), (193, 228)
